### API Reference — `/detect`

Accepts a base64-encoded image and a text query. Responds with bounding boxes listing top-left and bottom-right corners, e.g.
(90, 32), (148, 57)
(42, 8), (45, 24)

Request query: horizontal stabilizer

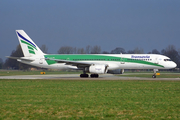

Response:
(6, 56), (20, 60)
(6, 56), (35, 61)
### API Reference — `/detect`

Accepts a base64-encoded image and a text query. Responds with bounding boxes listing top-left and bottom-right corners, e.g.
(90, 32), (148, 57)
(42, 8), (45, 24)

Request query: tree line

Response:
(1, 44), (180, 69)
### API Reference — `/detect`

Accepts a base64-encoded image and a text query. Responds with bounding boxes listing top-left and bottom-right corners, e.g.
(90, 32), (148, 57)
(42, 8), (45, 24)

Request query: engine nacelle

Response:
(107, 69), (124, 74)
(89, 65), (108, 74)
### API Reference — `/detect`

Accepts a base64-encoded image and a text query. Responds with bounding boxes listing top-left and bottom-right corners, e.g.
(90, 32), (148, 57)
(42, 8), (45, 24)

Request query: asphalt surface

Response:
(0, 74), (180, 80)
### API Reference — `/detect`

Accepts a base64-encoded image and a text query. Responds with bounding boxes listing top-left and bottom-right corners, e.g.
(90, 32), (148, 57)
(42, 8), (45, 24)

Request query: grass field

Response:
(0, 70), (81, 76)
(0, 79), (180, 119)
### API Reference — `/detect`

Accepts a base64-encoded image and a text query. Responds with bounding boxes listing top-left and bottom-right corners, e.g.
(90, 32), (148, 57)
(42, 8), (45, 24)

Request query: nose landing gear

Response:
(152, 74), (156, 78)
(152, 69), (158, 78)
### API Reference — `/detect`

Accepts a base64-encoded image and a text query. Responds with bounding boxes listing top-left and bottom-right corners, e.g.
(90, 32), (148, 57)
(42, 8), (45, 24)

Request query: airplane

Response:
(7, 30), (177, 78)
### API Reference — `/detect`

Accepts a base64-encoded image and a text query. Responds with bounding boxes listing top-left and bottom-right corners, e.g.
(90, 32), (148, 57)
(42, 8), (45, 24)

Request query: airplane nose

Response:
(173, 62), (177, 68)
(165, 62), (177, 69)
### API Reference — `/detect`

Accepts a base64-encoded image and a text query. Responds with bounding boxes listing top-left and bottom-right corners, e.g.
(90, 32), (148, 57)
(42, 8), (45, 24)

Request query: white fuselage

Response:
(18, 54), (177, 71)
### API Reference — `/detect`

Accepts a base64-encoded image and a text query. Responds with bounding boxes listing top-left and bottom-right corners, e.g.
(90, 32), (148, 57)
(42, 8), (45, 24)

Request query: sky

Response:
(1, 0), (180, 61)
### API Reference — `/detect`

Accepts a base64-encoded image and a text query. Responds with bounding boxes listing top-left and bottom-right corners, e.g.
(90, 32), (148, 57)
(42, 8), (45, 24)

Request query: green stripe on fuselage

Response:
(44, 54), (164, 68)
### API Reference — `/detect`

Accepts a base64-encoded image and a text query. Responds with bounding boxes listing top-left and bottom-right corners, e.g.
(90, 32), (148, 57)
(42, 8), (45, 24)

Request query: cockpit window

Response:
(164, 59), (172, 61)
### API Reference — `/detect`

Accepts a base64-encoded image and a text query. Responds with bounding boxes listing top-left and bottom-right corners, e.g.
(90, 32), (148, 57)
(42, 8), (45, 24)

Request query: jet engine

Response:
(88, 65), (108, 74)
(107, 69), (124, 74)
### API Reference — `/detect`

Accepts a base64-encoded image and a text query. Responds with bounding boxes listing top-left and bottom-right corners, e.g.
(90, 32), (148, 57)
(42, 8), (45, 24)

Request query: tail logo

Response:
(17, 32), (37, 54)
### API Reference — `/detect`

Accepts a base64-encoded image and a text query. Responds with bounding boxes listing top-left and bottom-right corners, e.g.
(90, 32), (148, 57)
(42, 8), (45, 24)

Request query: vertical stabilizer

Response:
(16, 30), (44, 57)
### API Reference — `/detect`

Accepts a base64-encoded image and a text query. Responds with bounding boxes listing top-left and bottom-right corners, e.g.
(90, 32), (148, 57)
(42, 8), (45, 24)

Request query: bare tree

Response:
(73, 47), (77, 54)
(57, 46), (74, 54)
(77, 48), (85, 54)
(161, 45), (179, 67)
(178, 48), (180, 56)
(102, 51), (109, 54)
(91, 45), (101, 54)
(133, 47), (144, 54)
(4, 44), (31, 69)
(151, 49), (160, 54)
(85, 45), (91, 54)
(148, 49), (160, 54)
(127, 50), (135, 54)
(40, 44), (48, 54)
(0, 58), (3, 69)
(111, 47), (126, 54)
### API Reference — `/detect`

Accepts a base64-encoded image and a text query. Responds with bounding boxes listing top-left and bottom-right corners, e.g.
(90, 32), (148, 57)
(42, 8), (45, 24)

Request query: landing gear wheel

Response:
(80, 74), (89, 78)
(90, 74), (99, 78)
(152, 75), (156, 78)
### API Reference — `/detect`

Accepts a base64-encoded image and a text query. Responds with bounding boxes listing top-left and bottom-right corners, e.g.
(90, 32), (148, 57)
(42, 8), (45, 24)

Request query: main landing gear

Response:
(90, 74), (99, 78)
(80, 74), (99, 78)
(80, 74), (89, 78)
(80, 68), (99, 78)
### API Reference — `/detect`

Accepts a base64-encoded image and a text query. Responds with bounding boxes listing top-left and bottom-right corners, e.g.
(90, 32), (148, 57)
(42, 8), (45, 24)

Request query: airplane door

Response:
(39, 58), (43, 64)
(154, 57), (159, 64)
(121, 57), (125, 64)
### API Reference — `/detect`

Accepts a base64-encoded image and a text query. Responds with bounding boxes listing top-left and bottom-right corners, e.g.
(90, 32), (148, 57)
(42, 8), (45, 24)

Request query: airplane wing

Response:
(45, 58), (94, 67)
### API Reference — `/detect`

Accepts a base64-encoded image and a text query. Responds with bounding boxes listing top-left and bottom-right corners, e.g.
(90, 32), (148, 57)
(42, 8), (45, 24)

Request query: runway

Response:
(0, 74), (180, 80)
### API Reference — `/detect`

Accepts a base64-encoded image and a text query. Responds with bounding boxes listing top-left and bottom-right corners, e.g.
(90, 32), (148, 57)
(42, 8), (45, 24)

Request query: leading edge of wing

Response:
(45, 58), (93, 67)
